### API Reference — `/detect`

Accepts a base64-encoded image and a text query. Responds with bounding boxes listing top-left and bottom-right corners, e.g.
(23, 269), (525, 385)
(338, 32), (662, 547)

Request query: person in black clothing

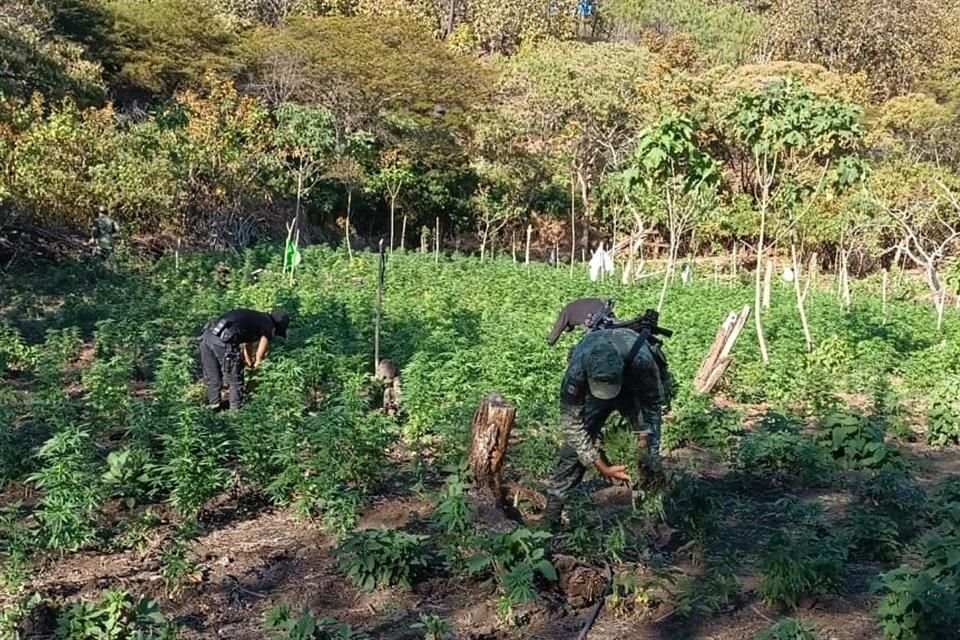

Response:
(199, 308), (290, 410)
(546, 298), (615, 346)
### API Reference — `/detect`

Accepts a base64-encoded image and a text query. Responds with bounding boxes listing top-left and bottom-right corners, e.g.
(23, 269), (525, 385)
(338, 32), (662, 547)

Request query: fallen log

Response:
(694, 305), (751, 394)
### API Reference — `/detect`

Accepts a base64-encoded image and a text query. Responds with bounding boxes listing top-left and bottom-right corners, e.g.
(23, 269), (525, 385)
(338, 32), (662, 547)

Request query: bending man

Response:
(199, 308), (289, 410)
(542, 326), (663, 529)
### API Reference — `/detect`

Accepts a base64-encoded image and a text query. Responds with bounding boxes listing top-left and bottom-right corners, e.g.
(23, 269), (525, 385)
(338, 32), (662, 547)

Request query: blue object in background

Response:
(577, 0), (596, 16)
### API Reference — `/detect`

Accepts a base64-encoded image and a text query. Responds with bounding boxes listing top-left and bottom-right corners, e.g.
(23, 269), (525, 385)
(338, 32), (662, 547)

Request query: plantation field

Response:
(3, 247), (960, 640)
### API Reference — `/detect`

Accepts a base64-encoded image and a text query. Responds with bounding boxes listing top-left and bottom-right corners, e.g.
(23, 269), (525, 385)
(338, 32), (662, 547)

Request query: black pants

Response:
(199, 331), (244, 409)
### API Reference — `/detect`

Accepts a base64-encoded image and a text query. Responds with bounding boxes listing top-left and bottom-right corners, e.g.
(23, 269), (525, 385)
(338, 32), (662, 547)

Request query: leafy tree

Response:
(271, 103), (336, 234)
(0, 1), (106, 105)
(727, 78), (863, 360)
(605, 0), (761, 66)
(104, 0), (238, 100)
(497, 40), (661, 256)
(764, 0), (960, 100)
(624, 111), (720, 313)
(367, 148), (414, 251)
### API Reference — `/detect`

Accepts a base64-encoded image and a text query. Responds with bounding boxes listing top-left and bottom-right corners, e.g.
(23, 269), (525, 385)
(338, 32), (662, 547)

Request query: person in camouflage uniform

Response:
(91, 207), (120, 259)
(542, 326), (664, 530)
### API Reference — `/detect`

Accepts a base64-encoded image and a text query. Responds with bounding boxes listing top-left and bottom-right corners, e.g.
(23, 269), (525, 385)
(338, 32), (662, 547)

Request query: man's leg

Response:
(223, 346), (245, 410)
(543, 444), (587, 529)
(199, 336), (223, 409)
(543, 396), (614, 529)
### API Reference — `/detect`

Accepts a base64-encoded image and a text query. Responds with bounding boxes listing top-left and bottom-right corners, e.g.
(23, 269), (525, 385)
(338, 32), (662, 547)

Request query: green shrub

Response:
(843, 509), (902, 562)
(927, 476), (960, 536)
(466, 527), (557, 621)
(663, 472), (718, 547)
(818, 410), (902, 470)
(410, 613), (454, 640)
(335, 528), (430, 591)
(27, 426), (102, 551)
(926, 375), (960, 448)
(759, 532), (847, 609)
(874, 567), (958, 640)
(754, 618), (819, 640)
(663, 394), (742, 452)
(56, 589), (176, 639)
(101, 447), (164, 509)
(264, 605), (367, 640)
(735, 430), (834, 485)
(858, 470), (926, 539)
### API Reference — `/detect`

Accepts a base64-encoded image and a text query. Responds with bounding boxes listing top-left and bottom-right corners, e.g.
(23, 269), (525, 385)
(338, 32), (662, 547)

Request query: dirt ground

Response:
(6, 434), (959, 640)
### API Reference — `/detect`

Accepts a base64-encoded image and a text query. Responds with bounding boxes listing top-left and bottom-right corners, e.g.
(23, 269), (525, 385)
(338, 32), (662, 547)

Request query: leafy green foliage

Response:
(27, 426), (102, 551)
(735, 430), (834, 485)
(410, 613), (454, 640)
(0, 504), (34, 593)
(759, 532), (847, 609)
(818, 410), (902, 470)
(874, 567), (959, 640)
(466, 527), (556, 620)
(663, 394), (742, 452)
(55, 589), (176, 639)
(754, 618), (820, 640)
(264, 605), (367, 640)
(926, 375), (960, 448)
(843, 509), (902, 562)
(335, 528), (430, 591)
(101, 447), (164, 509)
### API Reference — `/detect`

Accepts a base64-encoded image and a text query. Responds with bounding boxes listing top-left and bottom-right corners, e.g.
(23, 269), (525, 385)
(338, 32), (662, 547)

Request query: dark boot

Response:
(541, 495), (564, 531)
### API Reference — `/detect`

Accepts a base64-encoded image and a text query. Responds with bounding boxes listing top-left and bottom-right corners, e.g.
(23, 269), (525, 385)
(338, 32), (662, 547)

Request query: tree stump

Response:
(466, 393), (521, 532)
(694, 305), (751, 394)
(469, 392), (516, 501)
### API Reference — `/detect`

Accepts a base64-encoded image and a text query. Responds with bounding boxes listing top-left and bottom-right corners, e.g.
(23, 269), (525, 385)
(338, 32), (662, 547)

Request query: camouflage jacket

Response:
(559, 328), (663, 466)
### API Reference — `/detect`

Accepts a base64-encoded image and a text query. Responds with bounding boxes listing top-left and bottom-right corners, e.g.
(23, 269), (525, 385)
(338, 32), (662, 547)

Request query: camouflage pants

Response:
(547, 395), (662, 504)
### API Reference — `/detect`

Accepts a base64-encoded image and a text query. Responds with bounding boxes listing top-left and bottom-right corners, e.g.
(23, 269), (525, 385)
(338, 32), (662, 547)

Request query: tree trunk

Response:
(468, 392), (517, 502)
(791, 243), (813, 352)
(295, 164), (304, 233)
(657, 233), (677, 313)
(694, 305), (751, 394)
(389, 192), (397, 253)
(755, 207), (770, 363)
(525, 224), (532, 267)
(882, 268), (889, 323)
(345, 187), (354, 259)
(762, 259), (774, 310)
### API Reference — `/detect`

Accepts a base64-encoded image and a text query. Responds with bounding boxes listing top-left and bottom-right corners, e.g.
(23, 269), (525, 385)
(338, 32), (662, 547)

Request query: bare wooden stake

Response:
(525, 224), (533, 267)
(400, 215), (408, 251)
(762, 259), (774, 310)
(882, 268), (889, 323)
(435, 217), (440, 264)
(694, 305), (751, 394)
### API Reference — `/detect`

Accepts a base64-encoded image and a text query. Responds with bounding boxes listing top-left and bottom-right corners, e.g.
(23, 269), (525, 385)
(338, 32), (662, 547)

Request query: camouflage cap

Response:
(584, 336), (624, 400)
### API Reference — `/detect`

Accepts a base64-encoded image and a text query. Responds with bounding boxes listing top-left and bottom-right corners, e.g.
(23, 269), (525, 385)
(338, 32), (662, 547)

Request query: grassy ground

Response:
(2, 246), (960, 639)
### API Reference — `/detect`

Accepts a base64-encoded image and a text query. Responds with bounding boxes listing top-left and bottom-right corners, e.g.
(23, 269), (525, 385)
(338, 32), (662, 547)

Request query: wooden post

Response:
(694, 306), (751, 394)
(374, 239), (386, 374)
(731, 243), (738, 283)
(435, 217), (440, 264)
(512, 229), (517, 263)
(762, 259), (774, 310)
(469, 392), (517, 502)
(175, 237), (181, 272)
(400, 215), (407, 251)
(555, 240), (560, 269)
(525, 224), (532, 267)
(881, 268), (889, 323)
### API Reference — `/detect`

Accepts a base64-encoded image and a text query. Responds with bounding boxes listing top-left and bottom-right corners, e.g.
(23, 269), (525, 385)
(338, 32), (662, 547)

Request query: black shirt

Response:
(210, 309), (276, 345)
(546, 298), (610, 346)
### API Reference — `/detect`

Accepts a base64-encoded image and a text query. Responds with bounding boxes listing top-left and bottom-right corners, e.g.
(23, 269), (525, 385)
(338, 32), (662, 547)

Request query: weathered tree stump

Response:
(694, 305), (751, 394)
(469, 392), (516, 501)
(466, 393), (520, 532)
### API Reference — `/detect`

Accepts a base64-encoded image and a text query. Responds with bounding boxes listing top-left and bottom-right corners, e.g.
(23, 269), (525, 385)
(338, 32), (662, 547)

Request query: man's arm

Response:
(560, 379), (631, 482)
(253, 335), (270, 368)
(242, 343), (255, 368)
